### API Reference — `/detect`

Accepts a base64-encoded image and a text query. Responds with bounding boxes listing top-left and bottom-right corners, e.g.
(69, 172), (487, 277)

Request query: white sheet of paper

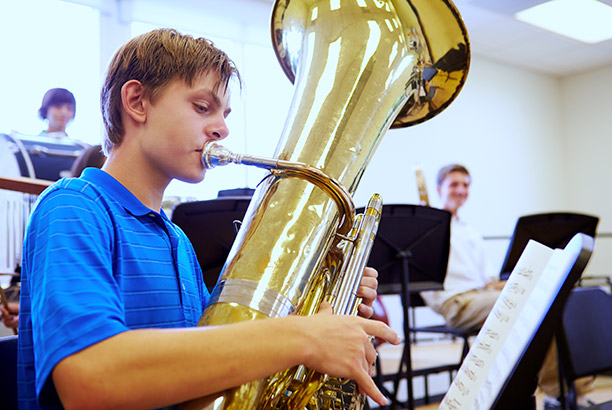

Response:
(439, 235), (586, 410)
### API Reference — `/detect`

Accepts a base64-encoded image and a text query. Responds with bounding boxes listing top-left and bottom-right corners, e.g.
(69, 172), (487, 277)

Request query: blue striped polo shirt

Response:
(17, 168), (210, 409)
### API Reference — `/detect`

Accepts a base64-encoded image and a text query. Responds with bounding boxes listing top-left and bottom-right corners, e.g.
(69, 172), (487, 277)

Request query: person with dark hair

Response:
(420, 163), (594, 409)
(18, 29), (399, 410)
(38, 88), (76, 137)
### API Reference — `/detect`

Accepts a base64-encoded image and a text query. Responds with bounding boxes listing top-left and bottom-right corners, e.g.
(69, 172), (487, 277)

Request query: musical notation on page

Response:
(440, 235), (588, 410)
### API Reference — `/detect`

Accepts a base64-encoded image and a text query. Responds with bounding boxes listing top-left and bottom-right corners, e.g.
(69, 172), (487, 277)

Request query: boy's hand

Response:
(305, 302), (399, 406)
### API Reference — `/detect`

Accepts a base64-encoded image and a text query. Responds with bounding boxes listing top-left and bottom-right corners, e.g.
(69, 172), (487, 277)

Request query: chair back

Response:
(171, 197), (252, 292)
(560, 286), (612, 379)
(0, 335), (18, 410)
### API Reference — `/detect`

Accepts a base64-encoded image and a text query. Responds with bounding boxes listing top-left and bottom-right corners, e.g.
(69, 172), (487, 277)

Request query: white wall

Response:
(356, 57), (565, 229)
(356, 56), (567, 272)
(2, 0), (611, 279)
(560, 65), (612, 276)
(354, 56), (611, 276)
(356, 58), (612, 339)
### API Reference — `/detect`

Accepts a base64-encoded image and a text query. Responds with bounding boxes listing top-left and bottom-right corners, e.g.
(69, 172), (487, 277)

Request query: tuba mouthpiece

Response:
(202, 141), (280, 170)
(202, 142), (242, 168)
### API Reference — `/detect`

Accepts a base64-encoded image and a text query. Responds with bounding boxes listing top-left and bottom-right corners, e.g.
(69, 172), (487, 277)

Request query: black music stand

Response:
(499, 212), (599, 279)
(360, 204), (451, 410)
(171, 197), (252, 292)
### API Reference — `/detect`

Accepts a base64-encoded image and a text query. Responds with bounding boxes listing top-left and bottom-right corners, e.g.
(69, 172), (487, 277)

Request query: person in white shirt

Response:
(421, 163), (594, 410)
(420, 164), (505, 331)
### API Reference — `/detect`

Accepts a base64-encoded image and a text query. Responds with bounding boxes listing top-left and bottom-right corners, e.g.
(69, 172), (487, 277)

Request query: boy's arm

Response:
(53, 304), (399, 410)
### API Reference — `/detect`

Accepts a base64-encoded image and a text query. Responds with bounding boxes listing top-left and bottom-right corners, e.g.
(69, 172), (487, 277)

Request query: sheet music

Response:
(440, 237), (584, 410)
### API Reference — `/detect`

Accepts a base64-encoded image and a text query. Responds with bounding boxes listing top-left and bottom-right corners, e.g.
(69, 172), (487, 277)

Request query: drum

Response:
(0, 132), (87, 276)
(1, 132), (89, 181)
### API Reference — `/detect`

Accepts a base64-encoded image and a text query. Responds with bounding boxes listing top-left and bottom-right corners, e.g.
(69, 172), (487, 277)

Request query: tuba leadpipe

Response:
(203, 141), (356, 236)
(198, 0), (470, 409)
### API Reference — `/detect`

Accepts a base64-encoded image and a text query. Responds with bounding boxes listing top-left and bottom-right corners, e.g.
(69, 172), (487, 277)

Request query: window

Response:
(0, 0), (100, 145)
(0, 0), (295, 201)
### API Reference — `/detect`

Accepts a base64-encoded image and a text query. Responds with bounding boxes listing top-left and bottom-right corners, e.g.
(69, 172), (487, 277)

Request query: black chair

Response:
(171, 196), (253, 292)
(556, 286), (612, 410)
(407, 297), (477, 407)
(499, 212), (599, 279)
(0, 335), (18, 410)
(409, 295), (477, 360)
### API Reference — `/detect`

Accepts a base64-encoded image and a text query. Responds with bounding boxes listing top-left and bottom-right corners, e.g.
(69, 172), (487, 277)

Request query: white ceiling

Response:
(453, 0), (612, 77)
(254, 0), (612, 78)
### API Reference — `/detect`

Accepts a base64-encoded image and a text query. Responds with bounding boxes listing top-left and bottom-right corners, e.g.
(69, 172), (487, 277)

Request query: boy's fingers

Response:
(354, 370), (388, 406)
(363, 267), (378, 279)
(358, 303), (374, 319)
(318, 301), (333, 314)
(364, 320), (401, 345)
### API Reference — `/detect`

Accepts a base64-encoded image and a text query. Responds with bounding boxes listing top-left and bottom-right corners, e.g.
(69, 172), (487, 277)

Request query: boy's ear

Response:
(121, 80), (147, 124)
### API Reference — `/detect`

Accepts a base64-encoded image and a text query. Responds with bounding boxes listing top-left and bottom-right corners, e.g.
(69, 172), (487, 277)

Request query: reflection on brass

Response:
(199, 0), (470, 409)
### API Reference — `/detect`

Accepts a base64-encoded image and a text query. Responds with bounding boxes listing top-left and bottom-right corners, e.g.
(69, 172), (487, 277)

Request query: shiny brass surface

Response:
(199, 0), (469, 409)
(272, 0), (470, 128)
(202, 141), (356, 236)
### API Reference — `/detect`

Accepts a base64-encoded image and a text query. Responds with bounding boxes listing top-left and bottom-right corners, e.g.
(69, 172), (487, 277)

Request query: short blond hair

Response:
(100, 29), (240, 154)
(436, 164), (470, 187)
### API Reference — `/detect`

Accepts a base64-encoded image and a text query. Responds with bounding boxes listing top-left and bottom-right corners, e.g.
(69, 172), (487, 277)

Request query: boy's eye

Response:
(194, 103), (208, 113)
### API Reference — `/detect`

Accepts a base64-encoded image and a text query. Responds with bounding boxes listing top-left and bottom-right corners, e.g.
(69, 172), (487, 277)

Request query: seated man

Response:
(420, 164), (504, 332)
(420, 163), (594, 410)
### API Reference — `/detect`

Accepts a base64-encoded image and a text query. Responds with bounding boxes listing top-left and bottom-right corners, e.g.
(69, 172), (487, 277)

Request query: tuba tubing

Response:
(198, 0), (470, 409)
(202, 142), (384, 409)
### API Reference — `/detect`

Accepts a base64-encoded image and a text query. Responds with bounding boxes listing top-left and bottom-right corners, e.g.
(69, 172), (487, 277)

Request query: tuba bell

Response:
(198, 0), (470, 409)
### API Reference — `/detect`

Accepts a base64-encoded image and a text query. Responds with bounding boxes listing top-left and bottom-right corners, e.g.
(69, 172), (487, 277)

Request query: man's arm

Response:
(53, 304), (399, 410)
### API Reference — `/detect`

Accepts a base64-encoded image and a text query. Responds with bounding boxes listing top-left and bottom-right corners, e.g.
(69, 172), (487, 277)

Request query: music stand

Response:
(490, 234), (594, 409)
(499, 212), (598, 279)
(171, 197), (252, 292)
(359, 204), (451, 410)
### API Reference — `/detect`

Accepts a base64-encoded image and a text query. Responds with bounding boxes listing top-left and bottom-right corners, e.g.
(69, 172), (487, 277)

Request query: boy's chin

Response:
(177, 171), (206, 184)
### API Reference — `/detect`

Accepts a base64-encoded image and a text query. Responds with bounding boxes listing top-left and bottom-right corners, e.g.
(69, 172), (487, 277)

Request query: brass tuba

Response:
(198, 0), (469, 408)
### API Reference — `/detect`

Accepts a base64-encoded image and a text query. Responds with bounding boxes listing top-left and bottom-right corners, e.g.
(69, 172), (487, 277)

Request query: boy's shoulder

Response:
(37, 175), (107, 205)
(34, 169), (153, 221)
(32, 170), (122, 221)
